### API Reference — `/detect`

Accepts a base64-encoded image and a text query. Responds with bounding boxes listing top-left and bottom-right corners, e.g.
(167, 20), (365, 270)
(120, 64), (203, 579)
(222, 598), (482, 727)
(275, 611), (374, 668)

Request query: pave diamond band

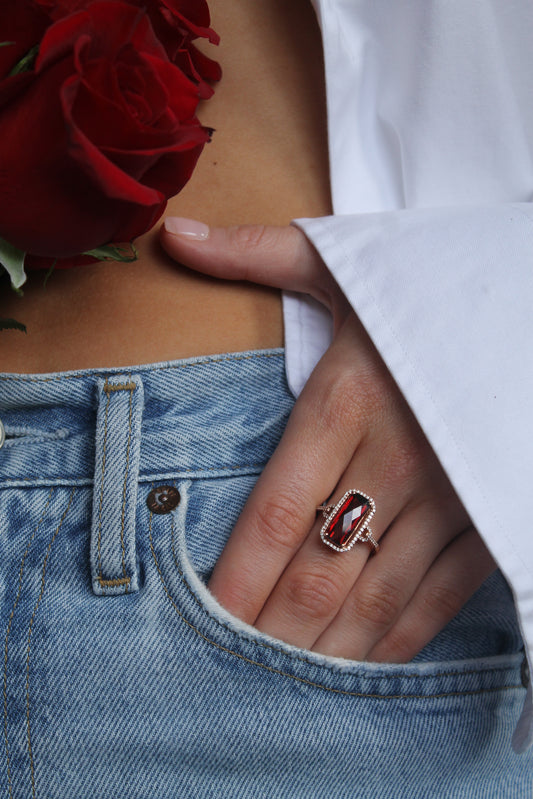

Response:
(318, 489), (378, 554)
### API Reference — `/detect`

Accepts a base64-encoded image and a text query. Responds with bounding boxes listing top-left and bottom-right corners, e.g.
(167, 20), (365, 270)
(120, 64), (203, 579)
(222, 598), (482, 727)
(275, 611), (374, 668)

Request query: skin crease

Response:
(0, 0), (495, 662)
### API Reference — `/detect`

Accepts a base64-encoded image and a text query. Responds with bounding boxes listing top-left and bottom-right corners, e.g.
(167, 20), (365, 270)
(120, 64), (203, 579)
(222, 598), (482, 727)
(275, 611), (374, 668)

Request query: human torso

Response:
(0, 0), (331, 373)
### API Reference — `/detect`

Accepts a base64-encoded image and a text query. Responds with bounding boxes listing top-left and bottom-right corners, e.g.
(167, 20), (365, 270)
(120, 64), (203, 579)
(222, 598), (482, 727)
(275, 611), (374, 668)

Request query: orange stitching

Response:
(96, 388), (111, 582)
(26, 488), (75, 798)
(151, 515), (521, 700)
(98, 577), (131, 588)
(3, 487), (54, 799)
(0, 351), (284, 384)
(103, 382), (137, 394)
(119, 381), (135, 591)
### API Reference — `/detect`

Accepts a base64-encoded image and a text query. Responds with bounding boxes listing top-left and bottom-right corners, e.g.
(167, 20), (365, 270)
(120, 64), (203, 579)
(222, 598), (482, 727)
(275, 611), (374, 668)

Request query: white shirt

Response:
(284, 0), (533, 751)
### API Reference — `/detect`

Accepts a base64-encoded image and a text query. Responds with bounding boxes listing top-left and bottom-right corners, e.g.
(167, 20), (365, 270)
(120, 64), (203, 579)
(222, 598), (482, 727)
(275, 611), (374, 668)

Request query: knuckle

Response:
(352, 368), (385, 413)
(315, 367), (363, 432)
(252, 492), (308, 553)
(353, 579), (403, 633)
(374, 627), (417, 664)
(229, 224), (272, 256)
(421, 582), (464, 621)
(284, 569), (343, 624)
(383, 437), (425, 487)
(212, 575), (259, 621)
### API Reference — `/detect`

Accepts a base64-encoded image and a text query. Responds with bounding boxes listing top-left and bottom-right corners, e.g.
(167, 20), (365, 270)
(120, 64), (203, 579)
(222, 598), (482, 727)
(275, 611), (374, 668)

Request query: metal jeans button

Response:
(146, 485), (180, 514)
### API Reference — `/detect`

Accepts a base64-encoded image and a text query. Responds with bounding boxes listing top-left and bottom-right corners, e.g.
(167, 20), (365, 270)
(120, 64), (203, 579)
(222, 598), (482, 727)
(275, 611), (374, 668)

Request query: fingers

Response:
(367, 528), (496, 663)
(311, 499), (469, 660)
(160, 217), (342, 311)
(251, 438), (424, 650)
(252, 421), (468, 652)
(250, 514), (386, 651)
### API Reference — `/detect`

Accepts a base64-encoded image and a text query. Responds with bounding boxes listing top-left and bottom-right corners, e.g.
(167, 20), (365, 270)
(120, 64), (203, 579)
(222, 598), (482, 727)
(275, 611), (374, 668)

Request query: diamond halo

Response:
(319, 489), (377, 553)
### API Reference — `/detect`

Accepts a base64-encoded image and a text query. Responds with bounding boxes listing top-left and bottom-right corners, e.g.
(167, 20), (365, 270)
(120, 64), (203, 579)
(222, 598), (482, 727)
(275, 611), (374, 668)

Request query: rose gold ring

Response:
(317, 489), (379, 554)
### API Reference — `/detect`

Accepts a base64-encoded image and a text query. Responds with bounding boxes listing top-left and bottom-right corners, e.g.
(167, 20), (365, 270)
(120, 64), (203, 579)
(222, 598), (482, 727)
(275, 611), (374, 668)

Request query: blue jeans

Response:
(0, 350), (531, 797)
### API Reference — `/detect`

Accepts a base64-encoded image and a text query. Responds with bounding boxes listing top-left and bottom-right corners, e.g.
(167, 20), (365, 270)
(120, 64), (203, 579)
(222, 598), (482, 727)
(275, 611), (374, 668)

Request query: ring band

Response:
(358, 528), (380, 555)
(317, 489), (379, 554)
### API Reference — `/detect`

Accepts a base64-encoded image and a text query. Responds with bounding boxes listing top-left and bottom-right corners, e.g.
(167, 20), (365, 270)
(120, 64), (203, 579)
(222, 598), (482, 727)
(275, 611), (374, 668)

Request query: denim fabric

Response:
(0, 349), (531, 798)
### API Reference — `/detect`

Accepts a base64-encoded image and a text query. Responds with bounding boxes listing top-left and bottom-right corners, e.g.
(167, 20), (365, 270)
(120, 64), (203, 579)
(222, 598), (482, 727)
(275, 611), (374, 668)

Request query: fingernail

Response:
(164, 217), (210, 240)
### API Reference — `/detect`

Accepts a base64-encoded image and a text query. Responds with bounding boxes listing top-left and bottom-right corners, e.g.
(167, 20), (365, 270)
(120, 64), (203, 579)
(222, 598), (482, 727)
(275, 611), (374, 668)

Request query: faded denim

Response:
(0, 349), (531, 798)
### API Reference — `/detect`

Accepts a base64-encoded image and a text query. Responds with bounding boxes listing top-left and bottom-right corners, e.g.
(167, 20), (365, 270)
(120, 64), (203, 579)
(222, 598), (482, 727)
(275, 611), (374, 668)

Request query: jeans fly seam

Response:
(154, 515), (521, 699)
(25, 488), (75, 799)
(0, 351), (284, 385)
(96, 388), (111, 583)
(118, 382), (136, 590)
(3, 487), (54, 799)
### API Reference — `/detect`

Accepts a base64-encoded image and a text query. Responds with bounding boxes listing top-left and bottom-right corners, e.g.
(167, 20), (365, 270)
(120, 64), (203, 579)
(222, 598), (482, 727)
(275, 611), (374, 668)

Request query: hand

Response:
(160, 219), (496, 662)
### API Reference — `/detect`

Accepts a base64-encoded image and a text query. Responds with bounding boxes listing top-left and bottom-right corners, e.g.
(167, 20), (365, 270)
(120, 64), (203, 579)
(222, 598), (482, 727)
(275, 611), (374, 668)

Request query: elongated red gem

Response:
(322, 492), (372, 550)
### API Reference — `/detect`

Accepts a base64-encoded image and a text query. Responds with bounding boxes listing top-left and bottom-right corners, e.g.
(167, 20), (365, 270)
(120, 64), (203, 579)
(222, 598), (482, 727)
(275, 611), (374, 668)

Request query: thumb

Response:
(159, 217), (330, 302)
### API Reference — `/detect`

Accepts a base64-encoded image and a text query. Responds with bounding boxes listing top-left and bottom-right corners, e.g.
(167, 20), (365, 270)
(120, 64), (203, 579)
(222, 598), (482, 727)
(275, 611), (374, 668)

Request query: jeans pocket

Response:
(147, 477), (524, 702)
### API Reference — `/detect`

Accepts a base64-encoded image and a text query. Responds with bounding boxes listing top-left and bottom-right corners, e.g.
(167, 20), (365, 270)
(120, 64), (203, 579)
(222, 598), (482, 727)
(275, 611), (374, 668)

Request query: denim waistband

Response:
(0, 349), (293, 487)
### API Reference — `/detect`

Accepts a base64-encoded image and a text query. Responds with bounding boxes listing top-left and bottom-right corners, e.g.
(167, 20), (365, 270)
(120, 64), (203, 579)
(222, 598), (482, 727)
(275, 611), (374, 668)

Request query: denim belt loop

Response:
(90, 374), (144, 596)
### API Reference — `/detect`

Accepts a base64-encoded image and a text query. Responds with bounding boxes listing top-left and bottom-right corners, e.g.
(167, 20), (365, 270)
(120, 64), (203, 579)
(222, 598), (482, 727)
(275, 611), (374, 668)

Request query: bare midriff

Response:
(0, 0), (331, 373)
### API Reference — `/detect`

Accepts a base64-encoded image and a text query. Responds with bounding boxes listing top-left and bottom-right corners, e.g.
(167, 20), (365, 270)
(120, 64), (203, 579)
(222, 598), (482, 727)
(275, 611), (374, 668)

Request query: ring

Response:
(317, 489), (379, 554)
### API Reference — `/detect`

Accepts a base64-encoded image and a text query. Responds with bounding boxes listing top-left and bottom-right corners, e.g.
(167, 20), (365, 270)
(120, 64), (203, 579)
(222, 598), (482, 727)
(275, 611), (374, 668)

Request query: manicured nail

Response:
(164, 217), (210, 240)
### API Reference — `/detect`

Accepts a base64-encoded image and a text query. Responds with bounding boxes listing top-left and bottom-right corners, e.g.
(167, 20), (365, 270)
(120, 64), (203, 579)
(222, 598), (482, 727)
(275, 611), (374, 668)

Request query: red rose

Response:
(0, 0), (212, 259)
(33, 0), (221, 95)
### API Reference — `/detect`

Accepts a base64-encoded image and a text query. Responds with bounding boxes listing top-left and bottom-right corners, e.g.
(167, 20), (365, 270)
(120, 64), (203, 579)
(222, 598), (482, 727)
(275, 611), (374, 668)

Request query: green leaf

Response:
(9, 43), (39, 77)
(0, 317), (26, 333)
(0, 42), (15, 49)
(0, 237), (26, 290)
(83, 242), (139, 263)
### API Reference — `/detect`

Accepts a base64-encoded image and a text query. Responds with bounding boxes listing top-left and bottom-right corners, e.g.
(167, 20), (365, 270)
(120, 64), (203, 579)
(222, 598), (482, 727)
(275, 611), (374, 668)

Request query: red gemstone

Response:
(322, 492), (372, 550)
